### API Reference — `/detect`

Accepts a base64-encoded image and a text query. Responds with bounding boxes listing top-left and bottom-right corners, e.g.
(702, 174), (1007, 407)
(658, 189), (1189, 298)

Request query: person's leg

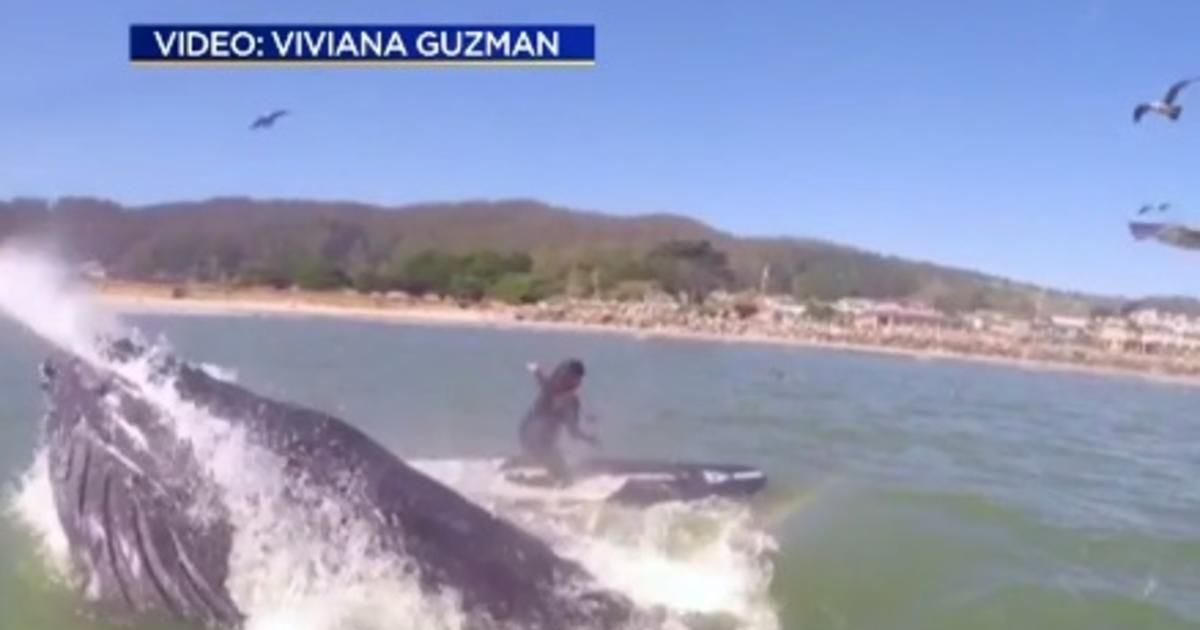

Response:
(518, 422), (544, 463)
(544, 447), (572, 486)
(519, 423), (572, 485)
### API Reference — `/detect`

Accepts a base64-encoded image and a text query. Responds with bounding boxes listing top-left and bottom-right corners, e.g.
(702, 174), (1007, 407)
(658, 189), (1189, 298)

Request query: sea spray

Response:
(0, 245), (116, 362)
(0, 246), (101, 584)
(7, 449), (72, 581)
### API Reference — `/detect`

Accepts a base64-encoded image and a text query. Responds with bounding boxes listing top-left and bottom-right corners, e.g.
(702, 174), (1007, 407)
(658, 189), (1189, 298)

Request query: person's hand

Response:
(525, 361), (540, 373)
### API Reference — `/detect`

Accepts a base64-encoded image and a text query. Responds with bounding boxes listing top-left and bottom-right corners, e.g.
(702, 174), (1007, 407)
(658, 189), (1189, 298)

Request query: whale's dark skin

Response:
(39, 344), (634, 629)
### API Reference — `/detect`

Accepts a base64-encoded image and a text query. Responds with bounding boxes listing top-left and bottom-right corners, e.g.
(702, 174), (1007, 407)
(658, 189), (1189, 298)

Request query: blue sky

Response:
(2, 0), (1200, 297)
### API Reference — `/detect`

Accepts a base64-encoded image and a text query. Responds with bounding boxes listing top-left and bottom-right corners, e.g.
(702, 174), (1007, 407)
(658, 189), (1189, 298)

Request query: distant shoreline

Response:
(90, 283), (1200, 389)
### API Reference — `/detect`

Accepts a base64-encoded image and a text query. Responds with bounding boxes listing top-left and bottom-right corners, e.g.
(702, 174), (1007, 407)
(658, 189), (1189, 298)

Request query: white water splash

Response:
(415, 459), (781, 629)
(0, 244), (115, 362)
(7, 449), (72, 581)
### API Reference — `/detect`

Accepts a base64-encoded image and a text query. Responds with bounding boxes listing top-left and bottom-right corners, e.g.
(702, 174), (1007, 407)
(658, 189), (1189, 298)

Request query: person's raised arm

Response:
(526, 361), (549, 389)
(565, 397), (601, 447)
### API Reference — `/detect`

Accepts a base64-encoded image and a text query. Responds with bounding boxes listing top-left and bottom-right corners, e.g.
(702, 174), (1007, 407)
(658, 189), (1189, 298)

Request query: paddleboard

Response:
(499, 456), (767, 505)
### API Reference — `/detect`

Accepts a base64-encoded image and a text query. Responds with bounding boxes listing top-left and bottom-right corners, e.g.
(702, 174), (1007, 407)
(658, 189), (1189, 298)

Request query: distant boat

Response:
(1129, 221), (1200, 250)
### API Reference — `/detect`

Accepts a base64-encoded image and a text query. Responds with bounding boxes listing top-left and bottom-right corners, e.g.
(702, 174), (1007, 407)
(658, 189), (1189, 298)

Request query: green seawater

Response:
(1, 313), (1198, 630)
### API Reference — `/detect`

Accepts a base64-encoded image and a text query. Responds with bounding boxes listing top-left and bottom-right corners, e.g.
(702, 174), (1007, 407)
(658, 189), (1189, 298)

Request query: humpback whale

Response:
(38, 340), (635, 629)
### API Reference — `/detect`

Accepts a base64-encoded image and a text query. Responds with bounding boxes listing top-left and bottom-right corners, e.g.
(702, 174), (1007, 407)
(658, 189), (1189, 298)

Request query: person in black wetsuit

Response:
(519, 358), (600, 484)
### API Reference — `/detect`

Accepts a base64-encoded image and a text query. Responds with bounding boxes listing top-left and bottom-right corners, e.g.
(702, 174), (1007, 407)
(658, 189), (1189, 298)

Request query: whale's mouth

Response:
(1, 248), (782, 630)
(40, 354), (243, 627)
(34, 344), (458, 628)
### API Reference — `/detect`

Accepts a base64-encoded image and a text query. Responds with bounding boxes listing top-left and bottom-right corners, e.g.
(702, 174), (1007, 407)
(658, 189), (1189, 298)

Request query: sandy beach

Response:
(90, 282), (1200, 388)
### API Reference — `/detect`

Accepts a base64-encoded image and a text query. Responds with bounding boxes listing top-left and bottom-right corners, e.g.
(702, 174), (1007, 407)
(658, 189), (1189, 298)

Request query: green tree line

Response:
(226, 239), (737, 305)
(0, 197), (1113, 315)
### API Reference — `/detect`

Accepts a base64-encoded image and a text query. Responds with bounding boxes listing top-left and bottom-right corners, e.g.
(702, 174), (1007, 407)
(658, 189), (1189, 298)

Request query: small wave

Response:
(199, 362), (239, 382)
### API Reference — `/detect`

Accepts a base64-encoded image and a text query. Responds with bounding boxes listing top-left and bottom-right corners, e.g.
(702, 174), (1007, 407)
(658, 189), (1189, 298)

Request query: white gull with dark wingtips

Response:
(1133, 78), (1198, 123)
(1129, 221), (1200, 250)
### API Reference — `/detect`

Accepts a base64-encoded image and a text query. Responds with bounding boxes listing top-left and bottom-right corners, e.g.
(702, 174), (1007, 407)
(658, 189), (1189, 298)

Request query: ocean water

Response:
(2, 270), (1200, 628)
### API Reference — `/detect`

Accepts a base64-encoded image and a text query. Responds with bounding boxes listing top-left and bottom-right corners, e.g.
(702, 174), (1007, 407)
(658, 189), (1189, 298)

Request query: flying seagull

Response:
(250, 109), (290, 130)
(1133, 78), (1197, 123)
(1129, 221), (1200, 250)
(1136, 202), (1171, 215)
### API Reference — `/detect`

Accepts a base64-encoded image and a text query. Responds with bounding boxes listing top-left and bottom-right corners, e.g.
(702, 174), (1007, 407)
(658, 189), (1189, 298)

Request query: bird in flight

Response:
(1133, 78), (1197, 123)
(250, 109), (290, 130)
(1136, 202), (1171, 215)
(1129, 221), (1200, 250)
